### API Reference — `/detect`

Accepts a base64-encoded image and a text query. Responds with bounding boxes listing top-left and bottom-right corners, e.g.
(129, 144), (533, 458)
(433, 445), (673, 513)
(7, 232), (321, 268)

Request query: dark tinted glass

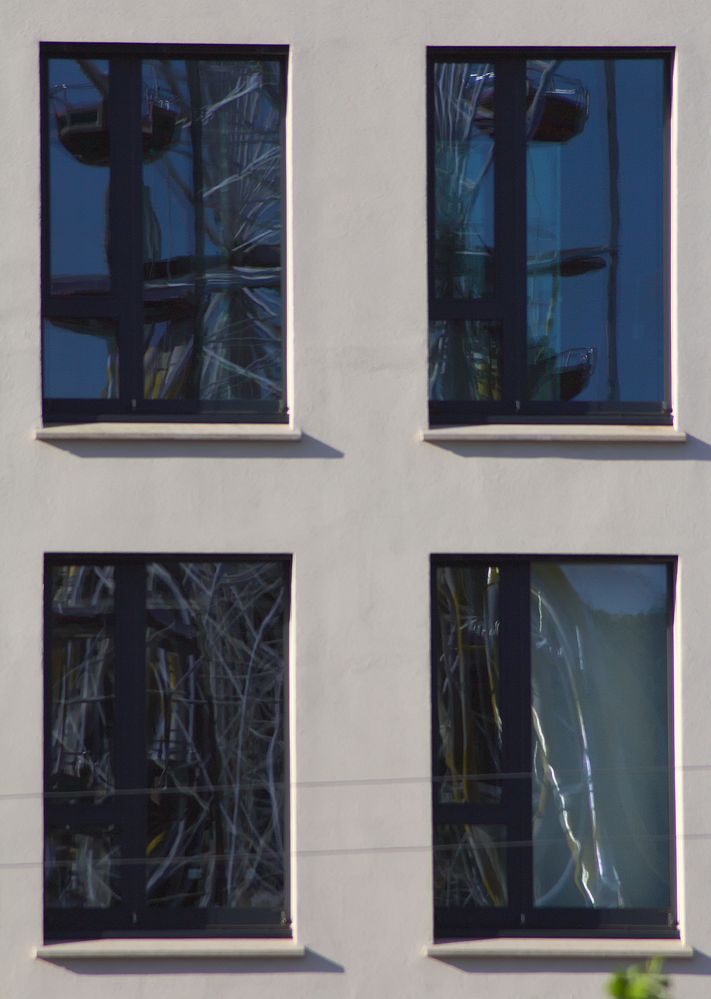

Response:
(429, 320), (502, 403)
(434, 564), (502, 805)
(43, 318), (118, 398)
(48, 564), (115, 799)
(434, 825), (508, 908)
(145, 560), (287, 910)
(433, 62), (495, 300)
(47, 59), (111, 298)
(141, 59), (284, 406)
(526, 58), (666, 404)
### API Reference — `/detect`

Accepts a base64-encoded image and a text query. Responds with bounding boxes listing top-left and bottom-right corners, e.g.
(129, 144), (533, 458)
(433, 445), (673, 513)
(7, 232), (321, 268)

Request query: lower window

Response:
(431, 557), (677, 939)
(44, 556), (291, 941)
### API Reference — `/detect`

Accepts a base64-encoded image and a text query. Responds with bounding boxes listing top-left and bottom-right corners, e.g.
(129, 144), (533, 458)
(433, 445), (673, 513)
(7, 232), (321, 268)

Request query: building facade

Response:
(1, 0), (710, 996)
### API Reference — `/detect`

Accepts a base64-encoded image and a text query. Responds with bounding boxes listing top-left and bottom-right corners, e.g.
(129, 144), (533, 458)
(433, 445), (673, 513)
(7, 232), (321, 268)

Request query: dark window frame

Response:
(427, 47), (673, 427)
(40, 43), (289, 425)
(430, 554), (677, 940)
(43, 553), (292, 942)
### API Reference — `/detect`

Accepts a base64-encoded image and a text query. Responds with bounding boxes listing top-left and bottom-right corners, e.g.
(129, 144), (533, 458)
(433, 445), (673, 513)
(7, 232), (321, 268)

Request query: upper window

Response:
(431, 557), (676, 939)
(427, 49), (672, 425)
(41, 45), (287, 424)
(44, 556), (291, 940)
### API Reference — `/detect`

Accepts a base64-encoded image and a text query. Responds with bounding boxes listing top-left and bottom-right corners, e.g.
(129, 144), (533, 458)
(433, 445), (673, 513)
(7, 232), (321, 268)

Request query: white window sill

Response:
(421, 425), (686, 444)
(35, 938), (306, 961)
(34, 423), (302, 443)
(424, 938), (693, 959)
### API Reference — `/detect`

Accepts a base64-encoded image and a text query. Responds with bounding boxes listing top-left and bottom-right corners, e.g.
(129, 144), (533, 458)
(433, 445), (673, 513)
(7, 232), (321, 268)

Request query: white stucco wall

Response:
(2, 0), (711, 995)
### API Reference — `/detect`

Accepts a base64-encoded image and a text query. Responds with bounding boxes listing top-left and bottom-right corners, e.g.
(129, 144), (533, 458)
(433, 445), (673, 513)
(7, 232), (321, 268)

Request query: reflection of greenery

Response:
(435, 565), (501, 807)
(429, 320), (501, 402)
(607, 959), (670, 999)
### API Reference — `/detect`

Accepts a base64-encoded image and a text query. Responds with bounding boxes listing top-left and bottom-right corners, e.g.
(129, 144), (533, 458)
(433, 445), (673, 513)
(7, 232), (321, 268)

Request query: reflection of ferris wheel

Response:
(50, 81), (179, 167)
(465, 61), (590, 143)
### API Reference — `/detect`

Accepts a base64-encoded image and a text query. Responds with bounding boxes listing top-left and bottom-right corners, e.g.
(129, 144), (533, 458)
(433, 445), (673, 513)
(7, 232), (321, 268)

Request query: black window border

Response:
(43, 552), (292, 942)
(40, 43), (289, 426)
(430, 554), (678, 940)
(427, 47), (673, 427)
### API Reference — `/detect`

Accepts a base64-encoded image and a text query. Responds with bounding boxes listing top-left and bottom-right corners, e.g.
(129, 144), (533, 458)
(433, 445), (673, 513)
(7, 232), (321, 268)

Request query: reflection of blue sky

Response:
(46, 58), (284, 402)
(49, 59), (109, 281)
(527, 59), (665, 402)
(552, 562), (667, 615)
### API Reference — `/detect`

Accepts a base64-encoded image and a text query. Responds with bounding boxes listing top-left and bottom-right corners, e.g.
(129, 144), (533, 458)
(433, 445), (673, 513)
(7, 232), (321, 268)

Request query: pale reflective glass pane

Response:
(141, 60), (284, 405)
(43, 318), (119, 398)
(429, 320), (502, 403)
(145, 561), (287, 909)
(45, 827), (121, 908)
(433, 62), (495, 299)
(48, 59), (110, 297)
(530, 561), (670, 908)
(434, 825), (507, 908)
(49, 564), (115, 799)
(434, 565), (502, 805)
(526, 59), (665, 403)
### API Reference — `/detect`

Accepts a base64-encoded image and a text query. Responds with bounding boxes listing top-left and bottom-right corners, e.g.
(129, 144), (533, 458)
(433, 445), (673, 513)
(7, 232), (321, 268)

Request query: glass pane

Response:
(145, 561), (287, 909)
(142, 60), (284, 406)
(48, 59), (111, 297)
(45, 827), (121, 908)
(429, 320), (502, 402)
(49, 564), (115, 799)
(434, 565), (502, 805)
(526, 58), (666, 403)
(530, 561), (671, 908)
(434, 825), (508, 908)
(43, 318), (119, 398)
(433, 62), (495, 299)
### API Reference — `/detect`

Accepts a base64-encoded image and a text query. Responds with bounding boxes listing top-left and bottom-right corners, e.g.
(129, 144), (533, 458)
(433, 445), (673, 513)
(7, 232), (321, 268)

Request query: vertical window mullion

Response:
(499, 561), (532, 922)
(109, 60), (143, 412)
(494, 60), (528, 413)
(114, 561), (147, 923)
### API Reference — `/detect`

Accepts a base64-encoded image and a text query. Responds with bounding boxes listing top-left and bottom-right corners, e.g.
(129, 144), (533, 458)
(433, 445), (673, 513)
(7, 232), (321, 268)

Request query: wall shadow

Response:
(427, 434), (711, 463)
(39, 433), (344, 461)
(430, 951), (705, 977)
(48, 946), (344, 976)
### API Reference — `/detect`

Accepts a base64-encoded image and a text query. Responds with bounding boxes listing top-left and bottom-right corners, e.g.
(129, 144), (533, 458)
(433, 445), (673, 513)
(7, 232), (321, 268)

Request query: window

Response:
(427, 50), (671, 425)
(41, 45), (287, 423)
(44, 556), (291, 940)
(431, 557), (676, 938)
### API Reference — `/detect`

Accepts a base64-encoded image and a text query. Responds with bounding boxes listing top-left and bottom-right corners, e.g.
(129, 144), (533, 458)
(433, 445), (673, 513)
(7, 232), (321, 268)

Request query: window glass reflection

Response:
(48, 59), (110, 297)
(141, 60), (284, 405)
(43, 318), (118, 398)
(526, 59), (665, 403)
(433, 63), (495, 300)
(530, 561), (671, 909)
(434, 825), (508, 908)
(434, 564), (502, 805)
(145, 561), (287, 909)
